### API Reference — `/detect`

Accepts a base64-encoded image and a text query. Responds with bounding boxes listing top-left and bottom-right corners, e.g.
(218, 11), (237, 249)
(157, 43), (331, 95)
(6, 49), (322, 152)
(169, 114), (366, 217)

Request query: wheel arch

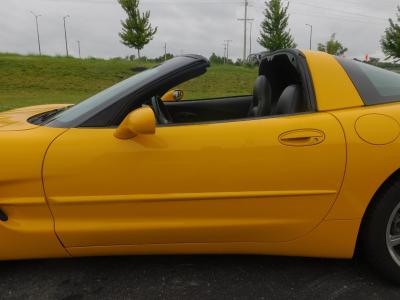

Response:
(355, 168), (400, 253)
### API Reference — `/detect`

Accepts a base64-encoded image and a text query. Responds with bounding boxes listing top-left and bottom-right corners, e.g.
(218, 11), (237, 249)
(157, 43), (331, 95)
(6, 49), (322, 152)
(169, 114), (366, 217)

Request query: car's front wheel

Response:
(361, 179), (400, 284)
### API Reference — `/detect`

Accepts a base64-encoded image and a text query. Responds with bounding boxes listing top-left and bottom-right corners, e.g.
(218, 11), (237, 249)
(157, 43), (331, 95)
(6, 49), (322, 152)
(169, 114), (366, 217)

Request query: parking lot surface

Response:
(1, 255), (400, 299)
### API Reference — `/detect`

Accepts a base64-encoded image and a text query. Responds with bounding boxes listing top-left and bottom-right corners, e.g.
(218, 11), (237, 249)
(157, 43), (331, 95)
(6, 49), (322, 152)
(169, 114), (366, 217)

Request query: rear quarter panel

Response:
(327, 103), (400, 220)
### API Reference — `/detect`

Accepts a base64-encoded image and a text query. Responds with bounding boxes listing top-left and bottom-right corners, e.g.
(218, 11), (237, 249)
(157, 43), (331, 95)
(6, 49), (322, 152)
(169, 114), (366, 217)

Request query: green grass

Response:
(178, 64), (257, 99)
(0, 53), (257, 111)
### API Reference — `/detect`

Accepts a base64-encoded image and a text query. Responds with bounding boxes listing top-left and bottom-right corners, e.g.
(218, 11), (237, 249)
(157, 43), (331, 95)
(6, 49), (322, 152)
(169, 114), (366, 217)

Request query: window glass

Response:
(356, 62), (400, 97)
(45, 55), (207, 127)
(47, 68), (159, 124)
(337, 58), (400, 105)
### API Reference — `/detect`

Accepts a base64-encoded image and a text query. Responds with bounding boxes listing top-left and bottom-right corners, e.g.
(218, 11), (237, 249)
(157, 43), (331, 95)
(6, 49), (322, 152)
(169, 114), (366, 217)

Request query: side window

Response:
(163, 54), (312, 126)
(338, 58), (400, 105)
(172, 64), (257, 101)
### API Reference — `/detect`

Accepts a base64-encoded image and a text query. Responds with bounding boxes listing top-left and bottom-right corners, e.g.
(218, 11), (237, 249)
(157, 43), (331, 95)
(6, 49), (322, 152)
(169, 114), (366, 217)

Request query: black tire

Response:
(361, 179), (400, 284)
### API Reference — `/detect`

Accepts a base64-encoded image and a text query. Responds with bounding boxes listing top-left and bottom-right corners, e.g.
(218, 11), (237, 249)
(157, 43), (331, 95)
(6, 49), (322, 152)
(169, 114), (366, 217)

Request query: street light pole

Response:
(30, 11), (42, 55)
(306, 23), (313, 50)
(63, 15), (70, 57)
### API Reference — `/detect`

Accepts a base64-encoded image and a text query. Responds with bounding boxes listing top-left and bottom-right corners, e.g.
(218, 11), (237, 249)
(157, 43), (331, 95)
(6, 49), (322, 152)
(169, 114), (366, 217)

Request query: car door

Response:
(43, 111), (346, 249)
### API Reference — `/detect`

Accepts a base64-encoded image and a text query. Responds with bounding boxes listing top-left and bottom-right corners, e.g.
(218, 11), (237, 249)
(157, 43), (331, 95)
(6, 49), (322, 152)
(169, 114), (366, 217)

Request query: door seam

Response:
(321, 112), (349, 221)
(40, 128), (72, 256)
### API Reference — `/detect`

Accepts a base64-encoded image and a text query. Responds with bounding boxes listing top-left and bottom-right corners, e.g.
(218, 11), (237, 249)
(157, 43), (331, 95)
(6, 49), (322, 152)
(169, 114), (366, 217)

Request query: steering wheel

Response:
(151, 96), (173, 124)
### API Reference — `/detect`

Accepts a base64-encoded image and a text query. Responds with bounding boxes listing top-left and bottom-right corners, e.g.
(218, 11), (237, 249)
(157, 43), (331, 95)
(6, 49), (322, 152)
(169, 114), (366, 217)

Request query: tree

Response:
(317, 33), (348, 56)
(381, 6), (400, 62)
(367, 57), (380, 65)
(154, 53), (174, 62)
(258, 0), (296, 51)
(209, 53), (233, 65)
(118, 0), (157, 58)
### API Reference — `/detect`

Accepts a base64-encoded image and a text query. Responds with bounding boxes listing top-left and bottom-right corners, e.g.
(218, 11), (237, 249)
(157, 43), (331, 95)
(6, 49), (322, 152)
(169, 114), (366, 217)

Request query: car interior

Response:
(149, 53), (311, 125)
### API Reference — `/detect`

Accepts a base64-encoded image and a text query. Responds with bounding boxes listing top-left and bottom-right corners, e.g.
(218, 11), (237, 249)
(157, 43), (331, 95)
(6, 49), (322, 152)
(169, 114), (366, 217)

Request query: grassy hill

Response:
(0, 53), (257, 112)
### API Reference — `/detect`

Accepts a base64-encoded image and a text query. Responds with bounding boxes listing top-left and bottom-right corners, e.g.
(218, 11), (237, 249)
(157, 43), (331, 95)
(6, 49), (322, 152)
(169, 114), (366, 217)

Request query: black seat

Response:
(275, 85), (303, 115)
(248, 75), (272, 117)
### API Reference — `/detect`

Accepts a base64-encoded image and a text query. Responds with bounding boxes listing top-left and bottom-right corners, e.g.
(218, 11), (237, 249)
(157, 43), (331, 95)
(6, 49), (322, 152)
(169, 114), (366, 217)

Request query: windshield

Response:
(45, 67), (159, 125)
(45, 55), (208, 128)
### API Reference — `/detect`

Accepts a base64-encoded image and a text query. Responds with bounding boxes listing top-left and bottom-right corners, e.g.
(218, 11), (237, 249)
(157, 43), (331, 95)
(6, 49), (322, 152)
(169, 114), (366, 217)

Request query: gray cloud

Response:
(0, 0), (398, 60)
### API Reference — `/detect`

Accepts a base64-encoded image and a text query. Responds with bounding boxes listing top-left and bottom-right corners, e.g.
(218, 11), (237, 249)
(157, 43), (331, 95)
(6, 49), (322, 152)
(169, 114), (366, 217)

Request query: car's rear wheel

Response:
(361, 179), (400, 284)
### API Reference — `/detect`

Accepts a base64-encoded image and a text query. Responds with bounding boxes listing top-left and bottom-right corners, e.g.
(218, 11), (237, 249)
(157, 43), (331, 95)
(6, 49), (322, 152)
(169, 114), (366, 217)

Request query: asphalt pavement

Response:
(0, 255), (400, 300)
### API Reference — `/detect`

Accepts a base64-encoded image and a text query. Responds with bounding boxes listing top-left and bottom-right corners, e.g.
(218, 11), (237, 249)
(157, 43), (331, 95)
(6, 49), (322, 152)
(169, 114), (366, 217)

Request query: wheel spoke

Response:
(390, 235), (400, 247)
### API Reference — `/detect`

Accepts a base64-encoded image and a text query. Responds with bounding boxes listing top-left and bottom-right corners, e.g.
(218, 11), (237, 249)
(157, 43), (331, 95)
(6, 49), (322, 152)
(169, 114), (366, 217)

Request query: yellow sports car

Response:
(2, 50), (400, 283)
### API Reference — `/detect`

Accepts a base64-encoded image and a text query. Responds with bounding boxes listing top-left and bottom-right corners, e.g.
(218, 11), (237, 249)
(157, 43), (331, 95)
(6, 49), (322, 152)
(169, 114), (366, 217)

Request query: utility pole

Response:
(164, 43), (167, 61)
(306, 23), (313, 50)
(238, 0), (254, 63)
(243, 0), (248, 62)
(248, 21), (253, 56)
(223, 42), (227, 64)
(224, 40), (232, 63)
(63, 15), (70, 57)
(77, 40), (81, 58)
(30, 11), (42, 55)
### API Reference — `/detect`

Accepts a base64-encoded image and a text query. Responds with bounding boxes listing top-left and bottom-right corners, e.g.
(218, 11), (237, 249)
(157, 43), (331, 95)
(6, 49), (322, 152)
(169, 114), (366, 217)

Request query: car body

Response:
(2, 49), (400, 281)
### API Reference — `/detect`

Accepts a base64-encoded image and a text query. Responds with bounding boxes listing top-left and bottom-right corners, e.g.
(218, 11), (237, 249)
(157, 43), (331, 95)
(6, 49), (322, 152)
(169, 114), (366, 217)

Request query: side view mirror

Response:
(161, 89), (184, 102)
(114, 106), (156, 139)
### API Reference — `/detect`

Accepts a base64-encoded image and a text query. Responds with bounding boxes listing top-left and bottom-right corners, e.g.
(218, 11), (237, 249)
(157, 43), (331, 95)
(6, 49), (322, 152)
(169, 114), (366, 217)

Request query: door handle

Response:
(279, 129), (325, 146)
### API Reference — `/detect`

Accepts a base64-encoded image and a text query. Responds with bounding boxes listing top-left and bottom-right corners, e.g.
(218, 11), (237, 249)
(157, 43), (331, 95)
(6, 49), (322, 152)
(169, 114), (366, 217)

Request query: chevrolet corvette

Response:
(2, 49), (400, 283)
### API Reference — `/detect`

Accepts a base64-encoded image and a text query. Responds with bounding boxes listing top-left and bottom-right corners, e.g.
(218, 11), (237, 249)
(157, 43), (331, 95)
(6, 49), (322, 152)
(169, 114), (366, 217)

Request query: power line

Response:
(146, 0), (240, 3)
(306, 0), (396, 10)
(290, 11), (387, 26)
(252, 2), (388, 25)
(292, 1), (387, 21)
(32, 0), (394, 59)
(253, 0), (389, 24)
(38, 0), (392, 22)
(39, 0), (242, 4)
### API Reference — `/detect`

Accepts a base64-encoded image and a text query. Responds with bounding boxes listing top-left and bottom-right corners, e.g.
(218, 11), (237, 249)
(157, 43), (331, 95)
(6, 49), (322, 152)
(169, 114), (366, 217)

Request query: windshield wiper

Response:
(29, 106), (73, 125)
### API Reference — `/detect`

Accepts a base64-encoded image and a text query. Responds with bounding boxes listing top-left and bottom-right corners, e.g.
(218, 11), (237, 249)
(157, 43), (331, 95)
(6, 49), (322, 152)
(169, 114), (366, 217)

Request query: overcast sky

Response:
(0, 0), (398, 60)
